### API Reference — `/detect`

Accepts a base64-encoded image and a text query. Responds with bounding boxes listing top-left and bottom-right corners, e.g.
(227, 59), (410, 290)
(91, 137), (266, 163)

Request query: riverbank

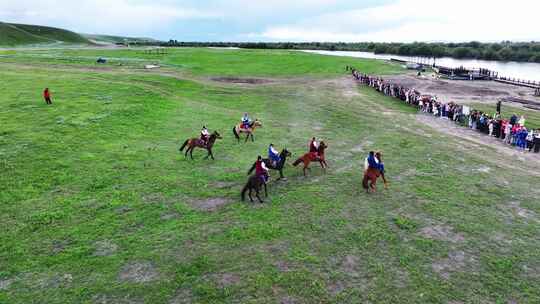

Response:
(302, 50), (540, 82)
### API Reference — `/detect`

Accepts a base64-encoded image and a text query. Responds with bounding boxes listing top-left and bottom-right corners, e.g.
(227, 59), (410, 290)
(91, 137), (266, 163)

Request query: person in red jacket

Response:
(254, 155), (269, 183)
(43, 88), (52, 105)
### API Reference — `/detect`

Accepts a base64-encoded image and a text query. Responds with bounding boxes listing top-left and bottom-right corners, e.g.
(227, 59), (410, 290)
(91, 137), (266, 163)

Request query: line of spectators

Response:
(347, 66), (540, 153)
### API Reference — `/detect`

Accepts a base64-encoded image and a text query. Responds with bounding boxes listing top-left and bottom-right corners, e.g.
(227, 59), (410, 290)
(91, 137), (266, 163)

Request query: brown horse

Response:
(292, 141), (328, 176)
(232, 119), (262, 143)
(362, 153), (388, 193)
(241, 174), (267, 203)
(179, 131), (222, 160)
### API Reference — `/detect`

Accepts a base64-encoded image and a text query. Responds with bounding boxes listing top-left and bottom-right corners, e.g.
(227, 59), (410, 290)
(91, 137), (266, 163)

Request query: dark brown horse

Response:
(247, 149), (292, 180)
(241, 174), (267, 203)
(233, 119), (262, 143)
(362, 152), (388, 193)
(292, 141), (328, 176)
(179, 131), (222, 160)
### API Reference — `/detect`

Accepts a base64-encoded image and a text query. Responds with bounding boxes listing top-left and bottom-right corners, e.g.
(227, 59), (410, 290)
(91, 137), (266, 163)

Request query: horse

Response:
(292, 141), (328, 176)
(241, 175), (267, 203)
(232, 119), (263, 143)
(179, 131), (222, 160)
(362, 153), (388, 193)
(247, 149), (292, 180)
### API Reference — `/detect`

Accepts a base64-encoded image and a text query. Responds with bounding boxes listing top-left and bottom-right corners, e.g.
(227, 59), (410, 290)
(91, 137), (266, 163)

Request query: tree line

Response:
(130, 40), (540, 63)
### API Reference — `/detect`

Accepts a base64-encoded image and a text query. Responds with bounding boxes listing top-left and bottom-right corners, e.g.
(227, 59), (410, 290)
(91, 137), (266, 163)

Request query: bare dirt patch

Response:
(280, 296), (298, 304)
(188, 197), (232, 211)
(474, 166), (492, 173)
(118, 262), (159, 283)
(341, 255), (362, 278)
(93, 294), (144, 304)
(0, 278), (13, 290)
(432, 250), (477, 279)
(211, 77), (273, 85)
(499, 201), (538, 223)
(36, 273), (73, 289)
(94, 240), (119, 257)
(160, 212), (181, 220)
(521, 264), (540, 279)
(385, 74), (535, 107)
(275, 261), (292, 272)
(216, 273), (240, 288)
(418, 224), (465, 243)
(51, 239), (71, 254)
(142, 193), (165, 204)
(169, 289), (194, 304)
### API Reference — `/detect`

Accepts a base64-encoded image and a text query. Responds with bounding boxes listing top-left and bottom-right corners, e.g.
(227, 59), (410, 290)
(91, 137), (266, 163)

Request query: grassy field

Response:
(1, 48), (540, 304)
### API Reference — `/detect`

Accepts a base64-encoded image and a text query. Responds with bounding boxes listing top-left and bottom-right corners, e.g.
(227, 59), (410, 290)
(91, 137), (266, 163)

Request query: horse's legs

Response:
(319, 161), (326, 173)
(279, 169), (284, 179)
(255, 188), (263, 203)
(190, 147), (194, 160)
(251, 133), (254, 142)
(248, 188), (254, 202)
(184, 146), (190, 158)
(209, 148), (215, 160)
(245, 133), (250, 143)
(264, 183), (268, 197)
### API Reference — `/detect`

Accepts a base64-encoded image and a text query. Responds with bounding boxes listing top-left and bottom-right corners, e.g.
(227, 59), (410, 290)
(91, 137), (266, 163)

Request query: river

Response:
(302, 50), (540, 82)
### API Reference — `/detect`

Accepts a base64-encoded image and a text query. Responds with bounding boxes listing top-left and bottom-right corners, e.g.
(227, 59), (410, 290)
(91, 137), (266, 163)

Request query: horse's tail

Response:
(293, 157), (303, 167)
(232, 126), (239, 140)
(179, 139), (189, 151)
(362, 172), (369, 190)
(241, 181), (249, 201)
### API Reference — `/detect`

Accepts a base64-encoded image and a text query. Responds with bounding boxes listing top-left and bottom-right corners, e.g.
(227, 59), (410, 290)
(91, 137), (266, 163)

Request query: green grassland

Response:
(0, 22), (90, 46)
(1, 48), (540, 304)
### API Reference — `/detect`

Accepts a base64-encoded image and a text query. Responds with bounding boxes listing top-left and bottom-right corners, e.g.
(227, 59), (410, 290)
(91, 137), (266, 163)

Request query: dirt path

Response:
(385, 74), (540, 109)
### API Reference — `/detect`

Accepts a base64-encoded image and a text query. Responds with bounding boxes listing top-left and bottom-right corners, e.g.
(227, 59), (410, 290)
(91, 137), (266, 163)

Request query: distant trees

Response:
(150, 40), (540, 63)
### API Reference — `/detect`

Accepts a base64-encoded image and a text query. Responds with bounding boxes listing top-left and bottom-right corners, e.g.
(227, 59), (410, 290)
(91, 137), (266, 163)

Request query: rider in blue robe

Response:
(268, 144), (281, 166)
(367, 151), (383, 171)
(242, 113), (251, 129)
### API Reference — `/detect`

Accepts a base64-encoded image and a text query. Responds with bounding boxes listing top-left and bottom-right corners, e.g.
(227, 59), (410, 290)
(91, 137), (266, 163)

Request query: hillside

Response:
(83, 33), (158, 44)
(0, 22), (89, 46)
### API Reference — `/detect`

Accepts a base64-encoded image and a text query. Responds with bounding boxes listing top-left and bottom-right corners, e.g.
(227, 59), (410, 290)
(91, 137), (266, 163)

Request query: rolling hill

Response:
(0, 22), (90, 46)
(83, 33), (159, 44)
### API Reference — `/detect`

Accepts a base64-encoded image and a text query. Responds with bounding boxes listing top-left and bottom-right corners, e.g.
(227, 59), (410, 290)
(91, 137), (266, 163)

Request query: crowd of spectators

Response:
(348, 66), (540, 153)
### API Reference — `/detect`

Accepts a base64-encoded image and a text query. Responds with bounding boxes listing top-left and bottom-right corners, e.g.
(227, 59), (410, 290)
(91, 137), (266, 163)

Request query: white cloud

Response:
(0, 0), (220, 35)
(255, 0), (540, 42)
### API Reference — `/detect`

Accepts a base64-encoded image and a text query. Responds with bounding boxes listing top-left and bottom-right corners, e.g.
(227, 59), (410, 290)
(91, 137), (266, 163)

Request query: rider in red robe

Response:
(309, 137), (319, 158)
(255, 156), (269, 183)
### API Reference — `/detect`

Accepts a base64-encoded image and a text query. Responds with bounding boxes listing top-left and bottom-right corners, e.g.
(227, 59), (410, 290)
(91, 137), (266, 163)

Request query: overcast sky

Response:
(1, 0), (539, 42)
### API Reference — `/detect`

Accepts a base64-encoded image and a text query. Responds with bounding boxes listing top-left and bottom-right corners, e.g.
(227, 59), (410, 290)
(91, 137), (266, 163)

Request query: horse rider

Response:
(200, 126), (210, 146)
(365, 151), (383, 172)
(255, 155), (269, 183)
(241, 112), (251, 129)
(268, 143), (281, 167)
(309, 137), (319, 156)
